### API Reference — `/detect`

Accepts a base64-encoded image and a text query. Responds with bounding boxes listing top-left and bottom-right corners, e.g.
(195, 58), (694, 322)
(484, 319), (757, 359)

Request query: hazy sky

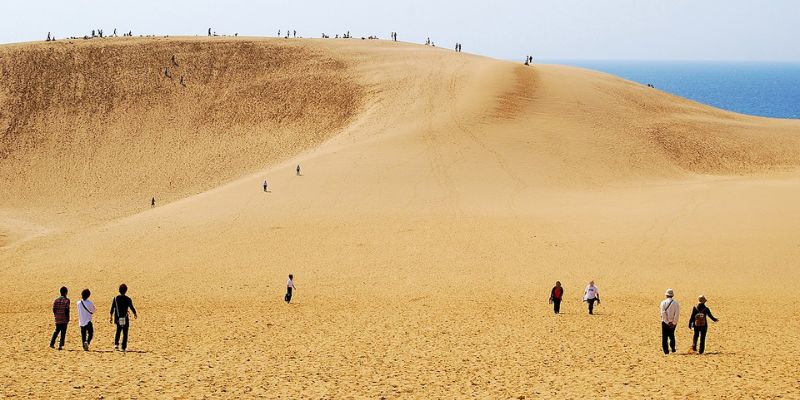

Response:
(1, 0), (797, 61)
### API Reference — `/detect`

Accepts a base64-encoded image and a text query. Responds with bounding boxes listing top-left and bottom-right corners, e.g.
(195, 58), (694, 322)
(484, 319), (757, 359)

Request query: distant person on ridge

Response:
(296, 165), (301, 176)
(583, 280), (600, 314)
(110, 284), (138, 352)
(549, 281), (564, 314)
(285, 274), (296, 303)
(208, 28), (212, 36)
(151, 197), (156, 207)
(660, 288), (680, 354)
(688, 295), (718, 354)
(50, 286), (70, 350)
(77, 288), (96, 351)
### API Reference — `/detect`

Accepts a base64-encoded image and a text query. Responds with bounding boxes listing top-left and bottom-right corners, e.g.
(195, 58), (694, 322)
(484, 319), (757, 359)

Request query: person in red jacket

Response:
(549, 281), (564, 314)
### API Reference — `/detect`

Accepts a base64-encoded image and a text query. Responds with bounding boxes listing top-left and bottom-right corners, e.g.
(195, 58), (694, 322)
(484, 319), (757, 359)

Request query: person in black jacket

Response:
(110, 284), (138, 352)
(688, 295), (719, 354)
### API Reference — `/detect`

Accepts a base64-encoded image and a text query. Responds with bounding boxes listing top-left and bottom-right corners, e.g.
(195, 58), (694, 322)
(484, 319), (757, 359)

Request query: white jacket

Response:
(660, 298), (680, 325)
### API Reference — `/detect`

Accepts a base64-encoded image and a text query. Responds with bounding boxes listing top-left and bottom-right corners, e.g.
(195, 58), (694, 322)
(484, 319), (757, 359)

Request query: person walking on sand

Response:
(660, 288), (680, 354)
(151, 197), (156, 207)
(285, 274), (296, 303)
(583, 281), (600, 314)
(110, 284), (138, 352)
(296, 164), (301, 176)
(689, 295), (718, 354)
(77, 288), (96, 351)
(263, 180), (268, 192)
(50, 287), (70, 350)
(549, 281), (564, 314)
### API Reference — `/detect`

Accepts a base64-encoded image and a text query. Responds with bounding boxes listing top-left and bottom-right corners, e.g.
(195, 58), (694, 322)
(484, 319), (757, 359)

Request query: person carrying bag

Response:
(109, 284), (138, 352)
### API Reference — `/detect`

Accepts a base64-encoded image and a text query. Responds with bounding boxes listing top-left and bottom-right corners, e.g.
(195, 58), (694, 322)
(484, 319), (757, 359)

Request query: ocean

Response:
(546, 61), (800, 119)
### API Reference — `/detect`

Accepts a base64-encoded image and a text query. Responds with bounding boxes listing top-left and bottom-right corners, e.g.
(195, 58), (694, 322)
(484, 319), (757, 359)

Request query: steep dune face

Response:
(0, 38), (362, 225)
(2, 38), (799, 229)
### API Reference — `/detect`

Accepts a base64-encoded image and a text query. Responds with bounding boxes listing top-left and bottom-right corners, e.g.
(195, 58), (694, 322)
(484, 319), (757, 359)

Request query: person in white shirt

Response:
(583, 281), (600, 315)
(77, 288), (97, 351)
(660, 288), (680, 354)
(285, 274), (297, 303)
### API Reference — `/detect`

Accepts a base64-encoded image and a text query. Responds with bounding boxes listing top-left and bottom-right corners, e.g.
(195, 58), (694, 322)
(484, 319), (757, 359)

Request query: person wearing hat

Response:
(660, 288), (680, 354)
(688, 295), (719, 354)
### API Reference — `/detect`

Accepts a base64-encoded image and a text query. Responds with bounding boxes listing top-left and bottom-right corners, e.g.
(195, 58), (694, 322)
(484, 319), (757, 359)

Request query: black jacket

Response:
(110, 295), (137, 319)
(689, 303), (717, 328)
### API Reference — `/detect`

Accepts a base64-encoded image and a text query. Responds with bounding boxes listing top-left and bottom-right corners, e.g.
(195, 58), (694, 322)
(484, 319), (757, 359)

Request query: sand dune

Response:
(2, 37), (800, 398)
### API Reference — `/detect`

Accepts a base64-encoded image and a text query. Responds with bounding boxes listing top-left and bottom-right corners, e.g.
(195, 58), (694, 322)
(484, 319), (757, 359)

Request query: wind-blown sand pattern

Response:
(2, 37), (800, 398)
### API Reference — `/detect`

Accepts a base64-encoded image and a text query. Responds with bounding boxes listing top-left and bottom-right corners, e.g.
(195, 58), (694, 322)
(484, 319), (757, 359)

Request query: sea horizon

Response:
(538, 59), (800, 119)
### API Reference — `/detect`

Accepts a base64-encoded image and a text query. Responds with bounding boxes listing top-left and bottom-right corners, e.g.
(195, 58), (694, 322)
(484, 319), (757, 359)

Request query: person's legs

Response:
(588, 299), (595, 314)
(81, 324), (88, 345)
(115, 324), (122, 348)
(286, 287), (293, 303)
(58, 324), (67, 349)
(553, 299), (561, 314)
(86, 322), (94, 346)
(661, 322), (670, 354)
(698, 327), (707, 354)
(692, 328), (700, 351)
(50, 325), (60, 347)
(668, 325), (676, 353)
(121, 323), (129, 350)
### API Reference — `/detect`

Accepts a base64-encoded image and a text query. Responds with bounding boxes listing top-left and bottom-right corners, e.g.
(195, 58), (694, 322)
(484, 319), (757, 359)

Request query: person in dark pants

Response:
(689, 295), (719, 354)
(110, 284), (138, 352)
(549, 281), (564, 314)
(50, 286), (70, 350)
(285, 274), (296, 303)
(296, 164), (301, 176)
(583, 281), (600, 314)
(77, 288), (97, 351)
(660, 288), (680, 354)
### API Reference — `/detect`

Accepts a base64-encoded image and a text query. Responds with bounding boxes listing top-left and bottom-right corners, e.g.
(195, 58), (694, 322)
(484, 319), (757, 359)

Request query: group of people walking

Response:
(549, 281), (719, 354)
(660, 289), (719, 355)
(548, 280), (600, 315)
(50, 284), (138, 352)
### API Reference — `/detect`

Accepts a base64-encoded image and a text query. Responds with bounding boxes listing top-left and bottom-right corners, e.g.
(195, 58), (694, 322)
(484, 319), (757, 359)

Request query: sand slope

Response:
(2, 37), (800, 398)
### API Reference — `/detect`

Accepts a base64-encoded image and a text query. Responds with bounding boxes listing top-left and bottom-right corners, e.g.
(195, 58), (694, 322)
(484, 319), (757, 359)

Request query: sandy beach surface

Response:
(2, 37), (800, 398)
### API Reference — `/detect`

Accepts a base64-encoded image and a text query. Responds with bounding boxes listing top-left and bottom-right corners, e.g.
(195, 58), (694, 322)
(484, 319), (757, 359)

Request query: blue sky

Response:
(1, 0), (797, 61)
